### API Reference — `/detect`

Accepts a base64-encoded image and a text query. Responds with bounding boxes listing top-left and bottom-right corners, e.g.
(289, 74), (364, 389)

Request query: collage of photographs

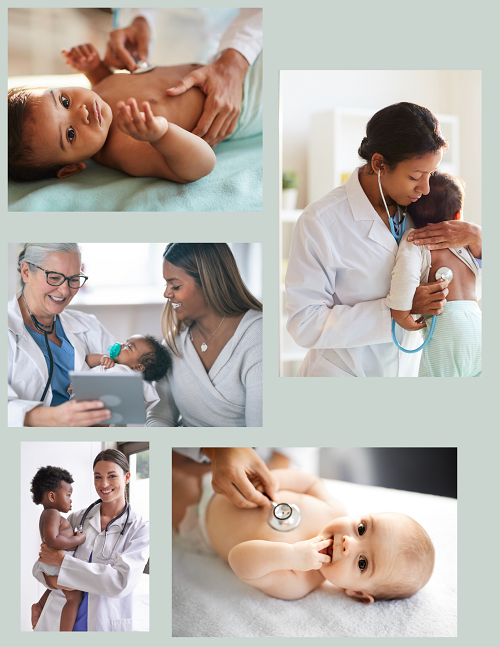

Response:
(8, 2), (485, 640)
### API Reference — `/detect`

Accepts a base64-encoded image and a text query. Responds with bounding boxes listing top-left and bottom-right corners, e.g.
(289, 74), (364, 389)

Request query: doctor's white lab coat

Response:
(32, 503), (149, 632)
(285, 167), (422, 377)
(8, 291), (117, 426)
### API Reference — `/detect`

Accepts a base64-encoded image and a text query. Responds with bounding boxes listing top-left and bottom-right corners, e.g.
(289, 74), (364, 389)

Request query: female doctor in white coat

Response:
(286, 102), (482, 377)
(8, 243), (115, 426)
(33, 449), (149, 632)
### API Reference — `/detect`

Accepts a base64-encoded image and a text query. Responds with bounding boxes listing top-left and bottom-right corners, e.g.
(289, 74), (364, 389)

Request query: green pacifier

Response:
(108, 343), (121, 359)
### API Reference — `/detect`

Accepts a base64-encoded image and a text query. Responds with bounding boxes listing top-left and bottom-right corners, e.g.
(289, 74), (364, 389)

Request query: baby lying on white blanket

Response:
(174, 468), (434, 603)
(76, 334), (170, 412)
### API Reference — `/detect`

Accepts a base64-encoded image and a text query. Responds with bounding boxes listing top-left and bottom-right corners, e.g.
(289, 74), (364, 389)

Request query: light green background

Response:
(3, 0), (496, 643)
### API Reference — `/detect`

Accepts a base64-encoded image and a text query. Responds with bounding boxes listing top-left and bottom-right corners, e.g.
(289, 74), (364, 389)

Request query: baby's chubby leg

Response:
(60, 589), (83, 632)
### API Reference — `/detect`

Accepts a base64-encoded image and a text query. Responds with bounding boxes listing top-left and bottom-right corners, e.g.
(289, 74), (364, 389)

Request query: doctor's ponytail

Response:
(358, 102), (448, 172)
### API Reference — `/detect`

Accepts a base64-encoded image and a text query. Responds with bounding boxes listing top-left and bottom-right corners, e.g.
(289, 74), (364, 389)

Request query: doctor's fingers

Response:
(212, 479), (258, 508)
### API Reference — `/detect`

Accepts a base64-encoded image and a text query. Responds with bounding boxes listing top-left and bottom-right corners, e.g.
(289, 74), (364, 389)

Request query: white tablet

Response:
(69, 371), (146, 425)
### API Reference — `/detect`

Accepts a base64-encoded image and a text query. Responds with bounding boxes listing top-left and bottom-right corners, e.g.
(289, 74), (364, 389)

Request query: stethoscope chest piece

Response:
(132, 59), (156, 74)
(267, 501), (301, 531)
(435, 267), (454, 283)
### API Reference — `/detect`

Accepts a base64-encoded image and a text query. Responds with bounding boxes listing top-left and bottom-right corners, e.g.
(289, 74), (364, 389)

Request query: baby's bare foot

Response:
(31, 602), (42, 629)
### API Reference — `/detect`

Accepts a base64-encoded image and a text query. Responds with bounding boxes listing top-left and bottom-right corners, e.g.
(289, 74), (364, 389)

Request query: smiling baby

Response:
(173, 468), (434, 602)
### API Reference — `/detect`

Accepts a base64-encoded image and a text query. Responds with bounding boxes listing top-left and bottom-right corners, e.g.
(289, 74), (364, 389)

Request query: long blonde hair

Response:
(161, 244), (262, 355)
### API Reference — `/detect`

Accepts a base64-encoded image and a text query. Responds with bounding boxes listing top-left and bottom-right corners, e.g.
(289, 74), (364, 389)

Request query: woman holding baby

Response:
(286, 102), (481, 377)
(146, 243), (263, 427)
(8, 243), (115, 426)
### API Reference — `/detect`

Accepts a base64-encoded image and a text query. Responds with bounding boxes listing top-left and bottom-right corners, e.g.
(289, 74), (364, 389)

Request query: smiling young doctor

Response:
(8, 243), (116, 426)
(286, 102), (482, 377)
(32, 449), (149, 632)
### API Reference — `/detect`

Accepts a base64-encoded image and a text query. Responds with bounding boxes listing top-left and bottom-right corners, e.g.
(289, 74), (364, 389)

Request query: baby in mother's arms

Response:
(69, 334), (171, 411)
(9, 42), (217, 183)
(386, 171), (481, 377)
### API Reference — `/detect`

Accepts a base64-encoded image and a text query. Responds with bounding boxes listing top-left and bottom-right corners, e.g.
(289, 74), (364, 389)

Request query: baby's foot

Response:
(31, 602), (42, 629)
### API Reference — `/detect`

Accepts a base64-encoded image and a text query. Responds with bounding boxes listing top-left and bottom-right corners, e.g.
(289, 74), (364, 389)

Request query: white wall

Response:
(21, 442), (103, 632)
(281, 70), (481, 224)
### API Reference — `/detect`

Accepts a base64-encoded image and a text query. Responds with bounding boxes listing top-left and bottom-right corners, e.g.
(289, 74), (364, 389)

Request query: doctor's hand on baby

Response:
(411, 278), (449, 317)
(291, 536), (333, 571)
(117, 98), (168, 143)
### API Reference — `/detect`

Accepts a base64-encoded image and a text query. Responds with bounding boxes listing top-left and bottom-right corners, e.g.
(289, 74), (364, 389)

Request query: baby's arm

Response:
(41, 510), (86, 551)
(386, 231), (427, 332)
(228, 536), (331, 600)
(61, 44), (112, 86)
(85, 353), (115, 369)
(116, 99), (216, 182)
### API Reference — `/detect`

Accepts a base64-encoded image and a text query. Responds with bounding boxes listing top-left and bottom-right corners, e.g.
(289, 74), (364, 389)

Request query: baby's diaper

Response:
(176, 473), (216, 556)
(38, 549), (75, 576)
(228, 52), (263, 140)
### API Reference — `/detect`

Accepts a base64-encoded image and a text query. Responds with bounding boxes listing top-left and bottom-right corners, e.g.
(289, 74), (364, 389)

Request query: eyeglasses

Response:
(29, 263), (88, 289)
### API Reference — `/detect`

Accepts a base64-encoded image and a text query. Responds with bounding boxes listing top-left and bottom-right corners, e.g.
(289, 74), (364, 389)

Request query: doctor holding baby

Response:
(8, 243), (115, 427)
(105, 8), (263, 146)
(32, 449), (149, 632)
(286, 102), (482, 377)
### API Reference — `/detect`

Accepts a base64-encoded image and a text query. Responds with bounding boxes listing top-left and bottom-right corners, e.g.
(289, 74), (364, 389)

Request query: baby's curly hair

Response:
(31, 465), (74, 506)
(371, 514), (435, 601)
(410, 171), (465, 230)
(139, 335), (172, 382)
(8, 87), (65, 182)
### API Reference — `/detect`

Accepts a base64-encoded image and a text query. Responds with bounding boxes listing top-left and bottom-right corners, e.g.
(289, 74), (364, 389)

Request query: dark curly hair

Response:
(140, 334), (171, 382)
(358, 102), (448, 173)
(8, 87), (65, 182)
(410, 171), (465, 229)
(31, 465), (74, 506)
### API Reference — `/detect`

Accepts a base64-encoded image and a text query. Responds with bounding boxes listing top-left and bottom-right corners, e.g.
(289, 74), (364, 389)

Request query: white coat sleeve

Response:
(8, 331), (43, 427)
(174, 448), (210, 462)
(243, 339), (262, 428)
(56, 521), (149, 599)
(216, 9), (263, 65)
(385, 234), (424, 311)
(286, 213), (392, 349)
(145, 374), (180, 427)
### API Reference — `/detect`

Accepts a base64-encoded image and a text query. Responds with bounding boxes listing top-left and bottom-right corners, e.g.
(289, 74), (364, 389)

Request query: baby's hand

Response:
(291, 535), (332, 571)
(62, 44), (101, 72)
(73, 529), (86, 545)
(391, 309), (427, 332)
(116, 98), (168, 143)
(100, 356), (115, 369)
(67, 383), (73, 394)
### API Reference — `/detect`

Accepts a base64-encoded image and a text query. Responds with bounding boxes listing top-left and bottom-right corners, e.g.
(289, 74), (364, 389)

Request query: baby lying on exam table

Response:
(8, 42), (216, 183)
(31, 466), (85, 631)
(173, 468), (434, 603)
(386, 171), (481, 377)
(69, 334), (171, 412)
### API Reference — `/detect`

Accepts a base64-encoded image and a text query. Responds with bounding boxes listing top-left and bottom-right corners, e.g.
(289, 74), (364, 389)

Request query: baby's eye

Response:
(67, 127), (75, 143)
(61, 95), (70, 109)
(358, 556), (367, 572)
(358, 522), (366, 536)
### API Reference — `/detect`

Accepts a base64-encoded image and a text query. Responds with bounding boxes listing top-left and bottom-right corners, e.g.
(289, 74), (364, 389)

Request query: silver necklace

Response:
(195, 316), (226, 352)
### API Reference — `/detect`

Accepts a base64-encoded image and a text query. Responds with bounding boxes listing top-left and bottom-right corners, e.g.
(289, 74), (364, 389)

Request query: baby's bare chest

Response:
(206, 491), (337, 561)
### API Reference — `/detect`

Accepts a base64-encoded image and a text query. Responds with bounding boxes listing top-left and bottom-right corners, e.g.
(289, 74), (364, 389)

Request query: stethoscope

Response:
(378, 169), (407, 243)
(392, 267), (454, 353)
(264, 493), (301, 531)
(22, 291), (55, 402)
(75, 499), (130, 560)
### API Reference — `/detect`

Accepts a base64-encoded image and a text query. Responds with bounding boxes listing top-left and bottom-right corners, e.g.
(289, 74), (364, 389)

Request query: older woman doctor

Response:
(32, 449), (149, 632)
(8, 243), (115, 426)
(286, 102), (482, 377)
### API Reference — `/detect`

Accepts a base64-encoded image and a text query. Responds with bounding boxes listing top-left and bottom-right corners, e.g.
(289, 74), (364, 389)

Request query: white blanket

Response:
(172, 478), (456, 637)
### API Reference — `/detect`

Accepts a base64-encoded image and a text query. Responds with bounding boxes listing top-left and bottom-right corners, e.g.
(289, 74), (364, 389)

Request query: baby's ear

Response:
(56, 162), (86, 179)
(345, 589), (375, 604)
(135, 364), (145, 373)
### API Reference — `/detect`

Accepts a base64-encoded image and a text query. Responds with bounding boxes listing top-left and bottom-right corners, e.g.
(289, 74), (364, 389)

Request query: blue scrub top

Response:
(72, 553), (92, 632)
(25, 316), (75, 406)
